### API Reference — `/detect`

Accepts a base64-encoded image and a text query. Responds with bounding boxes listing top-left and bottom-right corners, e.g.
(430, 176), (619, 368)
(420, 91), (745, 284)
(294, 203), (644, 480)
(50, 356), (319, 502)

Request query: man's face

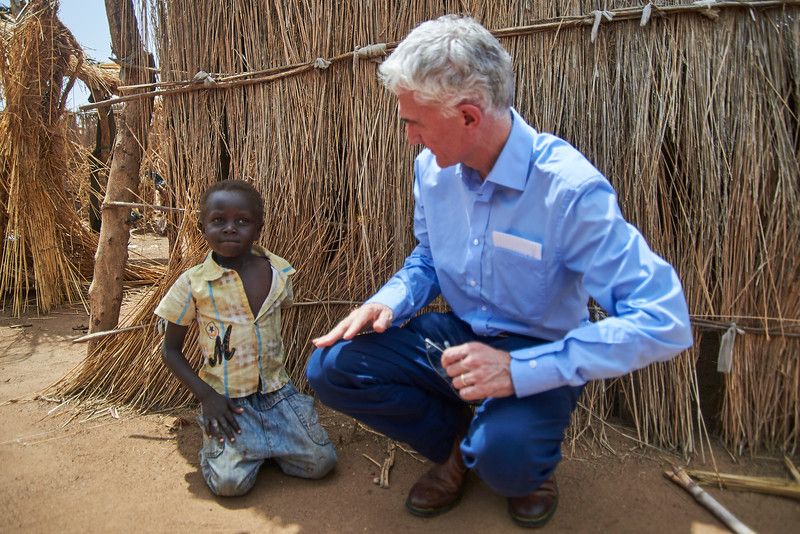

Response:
(397, 91), (468, 169)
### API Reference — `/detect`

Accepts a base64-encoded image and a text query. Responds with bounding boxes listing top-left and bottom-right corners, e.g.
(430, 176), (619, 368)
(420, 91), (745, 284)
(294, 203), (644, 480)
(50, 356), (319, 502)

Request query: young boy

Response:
(156, 179), (336, 497)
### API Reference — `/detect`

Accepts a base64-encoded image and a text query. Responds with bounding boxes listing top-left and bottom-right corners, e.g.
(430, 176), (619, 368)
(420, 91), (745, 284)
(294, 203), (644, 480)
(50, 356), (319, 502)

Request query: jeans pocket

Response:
(285, 392), (331, 447)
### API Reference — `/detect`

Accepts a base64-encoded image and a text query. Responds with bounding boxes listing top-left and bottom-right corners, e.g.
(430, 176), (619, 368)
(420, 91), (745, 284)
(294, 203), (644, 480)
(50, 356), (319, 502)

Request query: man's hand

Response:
(312, 303), (393, 348)
(441, 342), (515, 401)
(200, 389), (244, 443)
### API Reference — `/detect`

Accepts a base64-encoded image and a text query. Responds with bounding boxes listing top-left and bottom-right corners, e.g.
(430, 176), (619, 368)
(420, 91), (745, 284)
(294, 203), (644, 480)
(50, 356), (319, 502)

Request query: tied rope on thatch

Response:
(49, 0), (799, 458)
(77, 0), (800, 112)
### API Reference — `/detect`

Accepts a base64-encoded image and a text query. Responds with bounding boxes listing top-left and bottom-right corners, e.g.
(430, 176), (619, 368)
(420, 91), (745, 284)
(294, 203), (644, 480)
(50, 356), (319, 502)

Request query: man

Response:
(307, 15), (692, 528)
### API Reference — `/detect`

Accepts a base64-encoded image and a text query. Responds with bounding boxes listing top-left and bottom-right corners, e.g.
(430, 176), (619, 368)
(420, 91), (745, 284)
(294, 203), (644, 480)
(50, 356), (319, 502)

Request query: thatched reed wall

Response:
(52, 0), (799, 455)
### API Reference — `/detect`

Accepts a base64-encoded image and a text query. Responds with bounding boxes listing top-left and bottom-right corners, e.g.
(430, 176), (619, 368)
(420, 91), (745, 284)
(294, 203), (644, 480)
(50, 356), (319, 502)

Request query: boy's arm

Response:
(162, 321), (243, 443)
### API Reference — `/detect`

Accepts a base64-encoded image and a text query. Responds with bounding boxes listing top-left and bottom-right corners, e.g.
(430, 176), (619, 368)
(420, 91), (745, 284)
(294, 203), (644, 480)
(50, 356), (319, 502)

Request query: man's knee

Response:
(305, 347), (325, 389)
(306, 346), (339, 404)
(306, 343), (369, 404)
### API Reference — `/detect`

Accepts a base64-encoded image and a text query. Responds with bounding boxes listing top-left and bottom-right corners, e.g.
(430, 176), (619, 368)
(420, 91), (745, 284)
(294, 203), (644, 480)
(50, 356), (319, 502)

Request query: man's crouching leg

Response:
(463, 385), (582, 528)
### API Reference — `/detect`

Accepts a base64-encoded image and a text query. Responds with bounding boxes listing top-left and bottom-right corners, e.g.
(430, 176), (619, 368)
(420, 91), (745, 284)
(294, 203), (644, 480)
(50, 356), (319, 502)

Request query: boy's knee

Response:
(307, 444), (337, 479)
(280, 443), (337, 480)
(205, 469), (257, 497)
(199, 447), (259, 497)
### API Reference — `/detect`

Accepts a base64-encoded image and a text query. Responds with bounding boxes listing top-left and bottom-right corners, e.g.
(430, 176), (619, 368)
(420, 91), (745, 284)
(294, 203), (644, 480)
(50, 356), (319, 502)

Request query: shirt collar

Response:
(479, 107), (534, 192)
(193, 245), (295, 282)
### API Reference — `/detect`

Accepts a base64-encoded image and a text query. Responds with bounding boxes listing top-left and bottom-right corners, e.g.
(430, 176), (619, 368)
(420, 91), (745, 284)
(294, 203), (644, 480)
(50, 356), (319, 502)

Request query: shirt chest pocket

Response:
(490, 238), (549, 322)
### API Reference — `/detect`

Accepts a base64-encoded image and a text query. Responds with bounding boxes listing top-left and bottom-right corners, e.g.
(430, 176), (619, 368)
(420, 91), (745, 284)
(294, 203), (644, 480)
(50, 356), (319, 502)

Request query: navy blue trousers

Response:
(306, 312), (582, 497)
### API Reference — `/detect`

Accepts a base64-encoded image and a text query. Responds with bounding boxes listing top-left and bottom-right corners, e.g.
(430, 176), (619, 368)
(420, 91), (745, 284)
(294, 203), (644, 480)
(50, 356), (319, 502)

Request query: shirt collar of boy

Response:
(195, 245), (296, 282)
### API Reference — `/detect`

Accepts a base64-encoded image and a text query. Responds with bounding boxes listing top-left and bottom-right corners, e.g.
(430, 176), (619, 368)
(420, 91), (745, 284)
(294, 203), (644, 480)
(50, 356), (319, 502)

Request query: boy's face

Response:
(201, 190), (263, 259)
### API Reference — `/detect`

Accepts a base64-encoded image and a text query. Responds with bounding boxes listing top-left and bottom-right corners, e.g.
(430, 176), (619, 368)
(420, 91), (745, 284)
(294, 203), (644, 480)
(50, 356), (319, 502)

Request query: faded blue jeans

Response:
(198, 381), (337, 497)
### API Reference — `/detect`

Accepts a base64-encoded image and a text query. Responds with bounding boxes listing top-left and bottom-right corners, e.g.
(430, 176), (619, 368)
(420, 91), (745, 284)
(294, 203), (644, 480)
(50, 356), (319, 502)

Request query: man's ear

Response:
(457, 103), (482, 128)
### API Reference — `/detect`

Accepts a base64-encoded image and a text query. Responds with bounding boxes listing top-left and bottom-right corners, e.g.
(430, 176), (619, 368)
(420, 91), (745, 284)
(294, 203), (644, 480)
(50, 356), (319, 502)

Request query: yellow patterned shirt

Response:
(155, 246), (295, 398)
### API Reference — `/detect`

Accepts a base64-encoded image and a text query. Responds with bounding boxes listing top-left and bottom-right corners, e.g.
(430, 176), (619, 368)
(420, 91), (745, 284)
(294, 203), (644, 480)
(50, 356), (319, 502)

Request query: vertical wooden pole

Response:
(87, 0), (153, 348)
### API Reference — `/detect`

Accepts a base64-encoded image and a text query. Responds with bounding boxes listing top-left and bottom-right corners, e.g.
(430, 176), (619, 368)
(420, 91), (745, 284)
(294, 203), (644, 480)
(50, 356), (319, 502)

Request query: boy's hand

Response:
(312, 303), (393, 347)
(200, 390), (244, 443)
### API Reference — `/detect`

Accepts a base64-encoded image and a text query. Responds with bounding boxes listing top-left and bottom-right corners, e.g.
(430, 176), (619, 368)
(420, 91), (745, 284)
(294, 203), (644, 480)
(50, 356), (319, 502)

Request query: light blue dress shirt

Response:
(367, 109), (693, 398)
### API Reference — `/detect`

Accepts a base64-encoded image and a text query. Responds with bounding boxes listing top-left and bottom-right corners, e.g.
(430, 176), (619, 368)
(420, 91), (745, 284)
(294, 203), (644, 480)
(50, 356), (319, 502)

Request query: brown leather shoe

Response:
(405, 437), (468, 517)
(507, 476), (559, 528)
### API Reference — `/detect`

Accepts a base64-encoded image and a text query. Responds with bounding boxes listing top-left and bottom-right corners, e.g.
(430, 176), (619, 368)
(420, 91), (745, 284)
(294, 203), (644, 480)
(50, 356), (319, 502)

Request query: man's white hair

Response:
(378, 15), (514, 115)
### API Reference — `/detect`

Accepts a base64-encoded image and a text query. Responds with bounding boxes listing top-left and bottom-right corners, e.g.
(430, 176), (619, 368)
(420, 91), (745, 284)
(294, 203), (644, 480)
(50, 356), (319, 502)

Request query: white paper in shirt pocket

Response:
(492, 231), (542, 260)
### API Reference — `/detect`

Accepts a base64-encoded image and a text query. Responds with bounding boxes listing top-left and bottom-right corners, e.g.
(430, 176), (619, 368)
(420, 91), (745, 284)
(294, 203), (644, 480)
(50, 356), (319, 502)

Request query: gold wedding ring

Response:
(461, 373), (468, 387)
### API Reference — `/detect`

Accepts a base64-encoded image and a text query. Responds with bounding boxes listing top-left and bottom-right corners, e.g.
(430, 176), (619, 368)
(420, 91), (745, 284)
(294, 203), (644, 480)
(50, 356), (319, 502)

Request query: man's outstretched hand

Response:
(312, 303), (393, 348)
(441, 342), (515, 401)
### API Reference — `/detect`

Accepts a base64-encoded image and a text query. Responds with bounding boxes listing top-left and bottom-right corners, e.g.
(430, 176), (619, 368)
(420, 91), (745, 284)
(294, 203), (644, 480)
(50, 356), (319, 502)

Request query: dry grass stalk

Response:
(49, 1), (799, 457)
(686, 468), (800, 500)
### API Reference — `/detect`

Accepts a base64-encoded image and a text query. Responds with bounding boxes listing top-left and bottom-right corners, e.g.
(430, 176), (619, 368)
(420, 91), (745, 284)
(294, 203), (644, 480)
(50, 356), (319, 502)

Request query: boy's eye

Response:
(236, 218), (250, 225)
(211, 217), (224, 224)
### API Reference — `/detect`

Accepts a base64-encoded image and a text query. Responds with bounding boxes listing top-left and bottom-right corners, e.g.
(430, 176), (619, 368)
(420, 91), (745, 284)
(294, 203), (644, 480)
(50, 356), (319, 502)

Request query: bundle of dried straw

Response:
(0, 1), (162, 315)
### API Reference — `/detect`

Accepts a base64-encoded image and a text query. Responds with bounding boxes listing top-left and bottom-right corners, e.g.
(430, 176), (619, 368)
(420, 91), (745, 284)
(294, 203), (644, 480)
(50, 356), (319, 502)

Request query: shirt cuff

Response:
(509, 340), (565, 397)
(366, 279), (410, 323)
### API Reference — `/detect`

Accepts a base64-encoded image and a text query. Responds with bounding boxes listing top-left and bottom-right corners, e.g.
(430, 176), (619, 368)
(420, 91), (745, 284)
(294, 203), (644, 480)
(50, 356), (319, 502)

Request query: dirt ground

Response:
(1, 234), (798, 533)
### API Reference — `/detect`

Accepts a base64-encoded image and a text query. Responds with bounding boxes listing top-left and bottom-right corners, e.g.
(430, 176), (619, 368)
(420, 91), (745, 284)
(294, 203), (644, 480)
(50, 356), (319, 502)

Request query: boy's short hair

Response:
(199, 179), (265, 225)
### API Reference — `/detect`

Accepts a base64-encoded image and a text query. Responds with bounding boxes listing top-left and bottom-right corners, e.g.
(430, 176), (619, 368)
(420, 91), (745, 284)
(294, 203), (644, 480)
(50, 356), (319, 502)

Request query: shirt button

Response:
(472, 238), (479, 246)
(481, 305), (487, 311)
(529, 360), (538, 369)
(469, 279), (477, 287)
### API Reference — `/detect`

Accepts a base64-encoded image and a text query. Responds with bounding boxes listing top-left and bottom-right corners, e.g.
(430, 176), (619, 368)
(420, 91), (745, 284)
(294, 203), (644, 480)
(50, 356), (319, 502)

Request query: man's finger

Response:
(341, 316), (370, 340)
(342, 305), (387, 339)
(440, 342), (471, 367)
(372, 308), (393, 333)
(312, 319), (351, 347)
(444, 360), (470, 379)
(459, 385), (484, 402)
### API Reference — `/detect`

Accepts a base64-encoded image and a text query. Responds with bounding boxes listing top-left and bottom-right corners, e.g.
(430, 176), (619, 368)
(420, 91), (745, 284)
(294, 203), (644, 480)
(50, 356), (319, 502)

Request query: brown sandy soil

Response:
(1, 234), (798, 533)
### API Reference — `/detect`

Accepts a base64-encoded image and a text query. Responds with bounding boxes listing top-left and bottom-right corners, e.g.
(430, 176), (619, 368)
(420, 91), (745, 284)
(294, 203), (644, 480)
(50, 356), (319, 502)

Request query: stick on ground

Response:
(665, 466), (756, 534)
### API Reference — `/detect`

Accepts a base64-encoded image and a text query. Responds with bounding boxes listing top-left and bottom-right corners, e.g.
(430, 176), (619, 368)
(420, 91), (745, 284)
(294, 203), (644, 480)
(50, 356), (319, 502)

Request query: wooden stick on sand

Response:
(664, 466), (756, 534)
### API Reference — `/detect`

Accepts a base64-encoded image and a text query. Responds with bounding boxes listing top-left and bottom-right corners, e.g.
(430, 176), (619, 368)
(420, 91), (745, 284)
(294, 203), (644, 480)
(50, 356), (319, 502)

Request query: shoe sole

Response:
(508, 496), (558, 528)
(405, 492), (463, 518)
